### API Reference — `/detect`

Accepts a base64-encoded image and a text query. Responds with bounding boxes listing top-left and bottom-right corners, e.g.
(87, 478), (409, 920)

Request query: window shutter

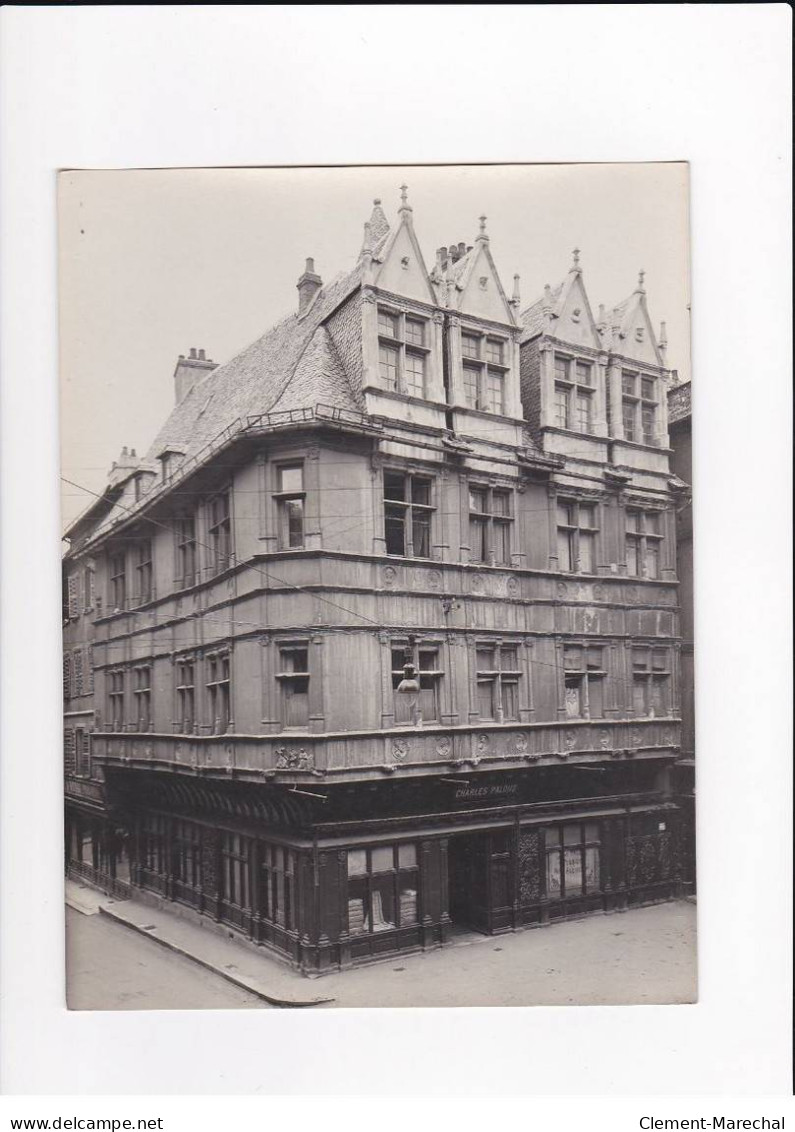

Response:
(68, 576), (78, 620)
(63, 654), (71, 699)
(74, 649), (84, 696)
(64, 730), (75, 775)
(87, 645), (95, 694)
(89, 569), (96, 611)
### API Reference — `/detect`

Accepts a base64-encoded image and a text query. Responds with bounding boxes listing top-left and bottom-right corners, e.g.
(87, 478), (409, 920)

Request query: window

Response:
(391, 642), (442, 724)
(469, 486), (513, 565)
(347, 842), (419, 935)
(622, 370), (658, 445)
(626, 509), (664, 578)
(563, 645), (605, 719)
(109, 551), (126, 610)
(545, 822), (601, 900)
(476, 643), (521, 721)
(208, 491), (232, 574)
(376, 307), (430, 398)
(277, 644), (310, 728)
(206, 651), (231, 733)
(108, 669), (125, 731)
(83, 566), (95, 613)
(557, 499), (598, 573)
(274, 464), (305, 549)
(176, 516), (197, 588)
(73, 648), (84, 696)
(134, 540), (153, 604)
(64, 729), (75, 775)
(133, 664), (152, 730)
(460, 332), (508, 413)
(260, 844), (296, 930)
(384, 471), (434, 558)
(632, 647), (671, 718)
(176, 657), (196, 733)
(554, 354), (594, 434)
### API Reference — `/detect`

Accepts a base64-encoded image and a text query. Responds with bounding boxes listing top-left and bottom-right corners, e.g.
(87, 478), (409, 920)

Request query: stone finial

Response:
(637, 269), (646, 292)
(478, 215), (488, 238)
(572, 247), (581, 270)
(659, 320), (668, 360)
(399, 184), (411, 211)
(511, 273), (521, 307)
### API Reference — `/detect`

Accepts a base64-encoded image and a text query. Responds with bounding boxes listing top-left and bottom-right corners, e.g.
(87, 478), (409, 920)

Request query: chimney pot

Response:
(189, 347), (197, 359)
(121, 446), (128, 457)
(198, 348), (205, 360)
(297, 257), (323, 315)
(458, 242), (466, 258)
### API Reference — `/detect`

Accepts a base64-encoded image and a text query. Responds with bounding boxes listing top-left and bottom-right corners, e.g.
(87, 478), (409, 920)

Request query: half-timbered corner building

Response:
(63, 189), (689, 972)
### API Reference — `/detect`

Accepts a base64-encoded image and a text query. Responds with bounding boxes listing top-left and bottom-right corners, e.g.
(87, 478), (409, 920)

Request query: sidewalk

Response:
(66, 879), (697, 1009)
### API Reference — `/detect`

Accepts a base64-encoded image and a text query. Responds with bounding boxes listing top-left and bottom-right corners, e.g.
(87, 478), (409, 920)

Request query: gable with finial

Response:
(548, 249), (602, 349)
(369, 187), (437, 304)
(447, 217), (517, 325)
(607, 271), (664, 366)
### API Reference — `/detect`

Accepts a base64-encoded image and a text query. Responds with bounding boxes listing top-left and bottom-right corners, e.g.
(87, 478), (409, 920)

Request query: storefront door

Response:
(448, 830), (513, 934)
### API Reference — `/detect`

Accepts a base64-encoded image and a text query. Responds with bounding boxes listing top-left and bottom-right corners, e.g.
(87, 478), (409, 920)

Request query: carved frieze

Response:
(275, 746), (313, 770)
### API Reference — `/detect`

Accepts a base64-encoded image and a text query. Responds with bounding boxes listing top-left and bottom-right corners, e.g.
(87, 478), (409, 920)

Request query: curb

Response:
(99, 905), (335, 1009)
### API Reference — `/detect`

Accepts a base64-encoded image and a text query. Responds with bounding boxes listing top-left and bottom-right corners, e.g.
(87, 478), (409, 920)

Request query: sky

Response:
(58, 163), (691, 529)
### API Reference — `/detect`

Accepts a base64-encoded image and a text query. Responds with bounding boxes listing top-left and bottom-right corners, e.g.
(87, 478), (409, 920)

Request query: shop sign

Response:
(451, 781), (519, 803)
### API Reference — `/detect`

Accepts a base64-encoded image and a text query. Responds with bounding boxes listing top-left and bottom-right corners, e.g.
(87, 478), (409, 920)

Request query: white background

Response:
(0, 2), (791, 1113)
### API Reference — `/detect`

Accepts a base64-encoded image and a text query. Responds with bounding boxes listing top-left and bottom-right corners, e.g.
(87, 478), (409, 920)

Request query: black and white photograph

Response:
(60, 163), (696, 1009)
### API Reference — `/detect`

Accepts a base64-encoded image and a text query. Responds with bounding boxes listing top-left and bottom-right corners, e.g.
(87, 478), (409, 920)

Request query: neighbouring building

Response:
(667, 378), (695, 890)
(62, 189), (690, 972)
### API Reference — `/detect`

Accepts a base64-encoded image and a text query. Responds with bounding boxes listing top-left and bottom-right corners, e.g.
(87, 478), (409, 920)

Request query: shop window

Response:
(260, 844), (296, 930)
(108, 669), (125, 731)
(175, 515), (197, 589)
(384, 471), (434, 558)
(206, 651), (231, 733)
(469, 486), (513, 565)
(545, 822), (601, 899)
(221, 833), (251, 910)
(274, 464), (305, 549)
(563, 645), (605, 719)
(176, 656), (196, 733)
(632, 647), (671, 717)
(557, 499), (598, 573)
(347, 842), (419, 935)
(133, 664), (152, 731)
(173, 820), (202, 889)
(460, 332), (508, 413)
(109, 551), (127, 611)
(141, 813), (169, 876)
(626, 509), (664, 578)
(376, 306), (430, 398)
(391, 642), (442, 724)
(208, 490), (233, 575)
(476, 643), (521, 721)
(277, 643), (310, 728)
(554, 354), (594, 434)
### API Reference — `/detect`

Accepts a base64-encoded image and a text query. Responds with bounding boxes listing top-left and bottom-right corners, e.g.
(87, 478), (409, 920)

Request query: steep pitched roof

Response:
(520, 281), (564, 339)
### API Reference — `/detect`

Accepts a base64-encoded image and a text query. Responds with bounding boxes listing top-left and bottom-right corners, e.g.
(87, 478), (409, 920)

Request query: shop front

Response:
(97, 765), (682, 974)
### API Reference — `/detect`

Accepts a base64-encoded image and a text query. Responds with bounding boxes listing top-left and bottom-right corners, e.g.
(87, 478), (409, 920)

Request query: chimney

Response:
(436, 247), (448, 271)
(173, 347), (218, 404)
(297, 257), (322, 315)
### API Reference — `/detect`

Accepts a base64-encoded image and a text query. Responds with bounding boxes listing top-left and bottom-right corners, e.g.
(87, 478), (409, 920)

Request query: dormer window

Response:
(377, 307), (429, 399)
(461, 331), (508, 414)
(622, 370), (657, 445)
(553, 354), (594, 434)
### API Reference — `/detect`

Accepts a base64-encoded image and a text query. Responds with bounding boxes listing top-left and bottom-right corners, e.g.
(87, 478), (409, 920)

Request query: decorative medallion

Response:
(509, 733), (529, 755)
(556, 581), (568, 598)
(629, 727), (643, 748)
(391, 738), (409, 761)
(471, 573), (485, 593)
(435, 737), (452, 759)
(507, 577), (520, 597)
(597, 728), (612, 750)
(382, 565), (397, 587)
(426, 569), (442, 590)
(477, 733), (491, 755)
(563, 729), (577, 751)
